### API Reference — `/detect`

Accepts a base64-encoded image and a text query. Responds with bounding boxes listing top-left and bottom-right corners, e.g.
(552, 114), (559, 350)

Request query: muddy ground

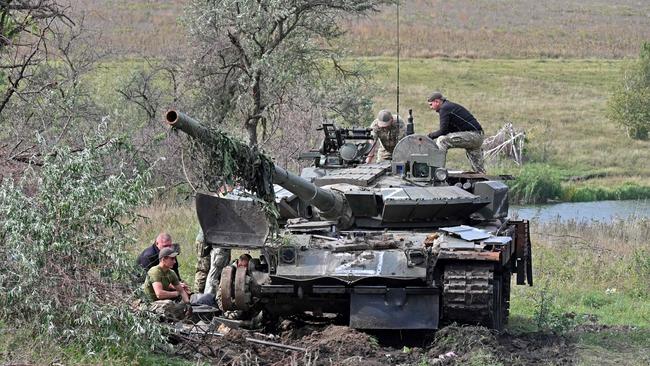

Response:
(169, 317), (584, 365)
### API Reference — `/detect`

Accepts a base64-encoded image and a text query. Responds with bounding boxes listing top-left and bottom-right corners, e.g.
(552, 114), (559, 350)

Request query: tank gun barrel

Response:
(165, 110), (353, 228)
(272, 165), (352, 227)
(166, 110), (213, 144)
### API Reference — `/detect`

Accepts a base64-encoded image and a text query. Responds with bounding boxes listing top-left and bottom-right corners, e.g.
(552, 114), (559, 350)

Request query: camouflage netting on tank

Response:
(190, 127), (274, 199)
(182, 126), (279, 228)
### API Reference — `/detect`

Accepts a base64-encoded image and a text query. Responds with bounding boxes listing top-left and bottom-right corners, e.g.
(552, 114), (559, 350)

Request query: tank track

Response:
(442, 263), (497, 326)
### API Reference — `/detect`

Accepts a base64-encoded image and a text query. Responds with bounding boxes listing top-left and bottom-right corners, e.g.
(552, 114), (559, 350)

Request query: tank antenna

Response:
(396, 1), (400, 119)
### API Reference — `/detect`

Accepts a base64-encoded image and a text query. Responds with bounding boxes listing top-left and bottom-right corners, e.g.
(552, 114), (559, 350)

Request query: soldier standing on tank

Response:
(366, 110), (406, 163)
(427, 92), (486, 173)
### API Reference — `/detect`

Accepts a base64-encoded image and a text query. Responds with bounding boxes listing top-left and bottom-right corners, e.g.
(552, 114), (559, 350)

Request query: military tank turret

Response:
(166, 110), (533, 331)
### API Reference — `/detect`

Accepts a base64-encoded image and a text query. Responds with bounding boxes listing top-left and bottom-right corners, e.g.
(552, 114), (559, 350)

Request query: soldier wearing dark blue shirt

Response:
(427, 92), (485, 173)
(137, 232), (183, 282)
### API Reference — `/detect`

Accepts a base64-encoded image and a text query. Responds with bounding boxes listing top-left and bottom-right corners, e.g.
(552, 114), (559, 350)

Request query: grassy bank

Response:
(511, 217), (650, 365)
(512, 218), (650, 328)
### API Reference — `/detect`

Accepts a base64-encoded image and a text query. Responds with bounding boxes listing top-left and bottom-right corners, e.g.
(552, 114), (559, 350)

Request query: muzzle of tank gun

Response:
(165, 109), (211, 142)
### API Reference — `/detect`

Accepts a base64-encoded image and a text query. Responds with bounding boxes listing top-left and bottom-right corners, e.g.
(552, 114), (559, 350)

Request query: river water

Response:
(509, 199), (650, 223)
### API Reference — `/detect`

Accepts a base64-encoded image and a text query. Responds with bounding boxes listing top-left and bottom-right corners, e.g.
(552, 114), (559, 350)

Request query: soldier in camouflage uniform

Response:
(366, 110), (406, 163)
(143, 247), (191, 321)
(427, 92), (486, 173)
(193, 228), (231, 295)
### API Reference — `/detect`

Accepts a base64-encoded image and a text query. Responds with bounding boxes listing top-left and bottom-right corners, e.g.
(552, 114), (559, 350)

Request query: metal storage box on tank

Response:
(471, 181), (509, 220)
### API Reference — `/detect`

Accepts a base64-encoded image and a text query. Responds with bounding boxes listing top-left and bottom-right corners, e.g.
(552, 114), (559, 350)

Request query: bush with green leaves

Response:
(0, 125), (166, 356)
(532, 285), (579, 332)
(608, 42), (650, 140)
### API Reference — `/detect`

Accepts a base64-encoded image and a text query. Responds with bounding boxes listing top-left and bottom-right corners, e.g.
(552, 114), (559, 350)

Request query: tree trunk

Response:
(247, 70), (263, 148)
(246, 120), (258, 148)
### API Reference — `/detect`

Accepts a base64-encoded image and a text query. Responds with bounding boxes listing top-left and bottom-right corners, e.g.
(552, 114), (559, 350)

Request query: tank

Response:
(166, 110), (533, 331)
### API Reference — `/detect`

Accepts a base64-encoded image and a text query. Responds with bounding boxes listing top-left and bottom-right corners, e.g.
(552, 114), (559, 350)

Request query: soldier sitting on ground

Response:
(143, 247), (192, 321)
(137, 232), (189, 293)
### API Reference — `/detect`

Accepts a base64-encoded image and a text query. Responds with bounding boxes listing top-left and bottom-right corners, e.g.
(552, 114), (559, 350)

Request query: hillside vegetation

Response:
(72, 0), (650, 59)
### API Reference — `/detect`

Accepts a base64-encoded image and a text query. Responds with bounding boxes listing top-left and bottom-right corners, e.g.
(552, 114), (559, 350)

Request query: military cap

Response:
(159, 246), (179, 259)
(375, 110), (394, 128)
(427, 91), (445, 102)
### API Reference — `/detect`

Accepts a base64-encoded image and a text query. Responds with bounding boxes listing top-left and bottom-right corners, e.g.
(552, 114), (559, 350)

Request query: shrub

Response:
(508, 164), (562, 204)
(533, 285), (578, 332)
(564, 183), (650, 201)
(0, 124), (165, 357)
(607, 42), (650, 140)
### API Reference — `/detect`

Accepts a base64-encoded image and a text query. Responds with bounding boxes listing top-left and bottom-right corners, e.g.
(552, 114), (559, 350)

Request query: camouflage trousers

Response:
(149, 299), (189, 321)
(435, 131), (485, 173)
(194, 246), (231, 295)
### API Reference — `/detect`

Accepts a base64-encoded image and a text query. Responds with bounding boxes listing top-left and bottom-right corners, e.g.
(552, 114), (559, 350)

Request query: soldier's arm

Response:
(428, 109), (450, 139)
(169, 277), (190, 303)
(152, 281), (180, 300)
(365, 123), (379, 163)
(365, 139), (379, 163)
(170, 273), (191, 302)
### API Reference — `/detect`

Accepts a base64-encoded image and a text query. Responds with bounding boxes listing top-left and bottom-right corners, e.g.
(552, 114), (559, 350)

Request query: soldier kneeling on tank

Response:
(143, 247), (192, 321)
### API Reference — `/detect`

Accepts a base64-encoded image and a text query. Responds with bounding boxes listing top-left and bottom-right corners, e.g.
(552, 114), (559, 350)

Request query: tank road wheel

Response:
(442, 263), (507, 331)
(234, 266), (250, 311)
(218, 266), (235, 311)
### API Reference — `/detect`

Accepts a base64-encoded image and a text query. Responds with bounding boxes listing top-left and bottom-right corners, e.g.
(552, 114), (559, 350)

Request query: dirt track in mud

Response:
(172, 320), (578, 365)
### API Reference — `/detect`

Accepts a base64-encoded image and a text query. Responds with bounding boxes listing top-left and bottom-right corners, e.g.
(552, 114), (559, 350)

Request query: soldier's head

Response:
(375, 110), (395, 128)
(155, 232), (173, 251)
(427, 91), (445, 112)
(237, 253), (252, 268)
(158, 246), (179, 269)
